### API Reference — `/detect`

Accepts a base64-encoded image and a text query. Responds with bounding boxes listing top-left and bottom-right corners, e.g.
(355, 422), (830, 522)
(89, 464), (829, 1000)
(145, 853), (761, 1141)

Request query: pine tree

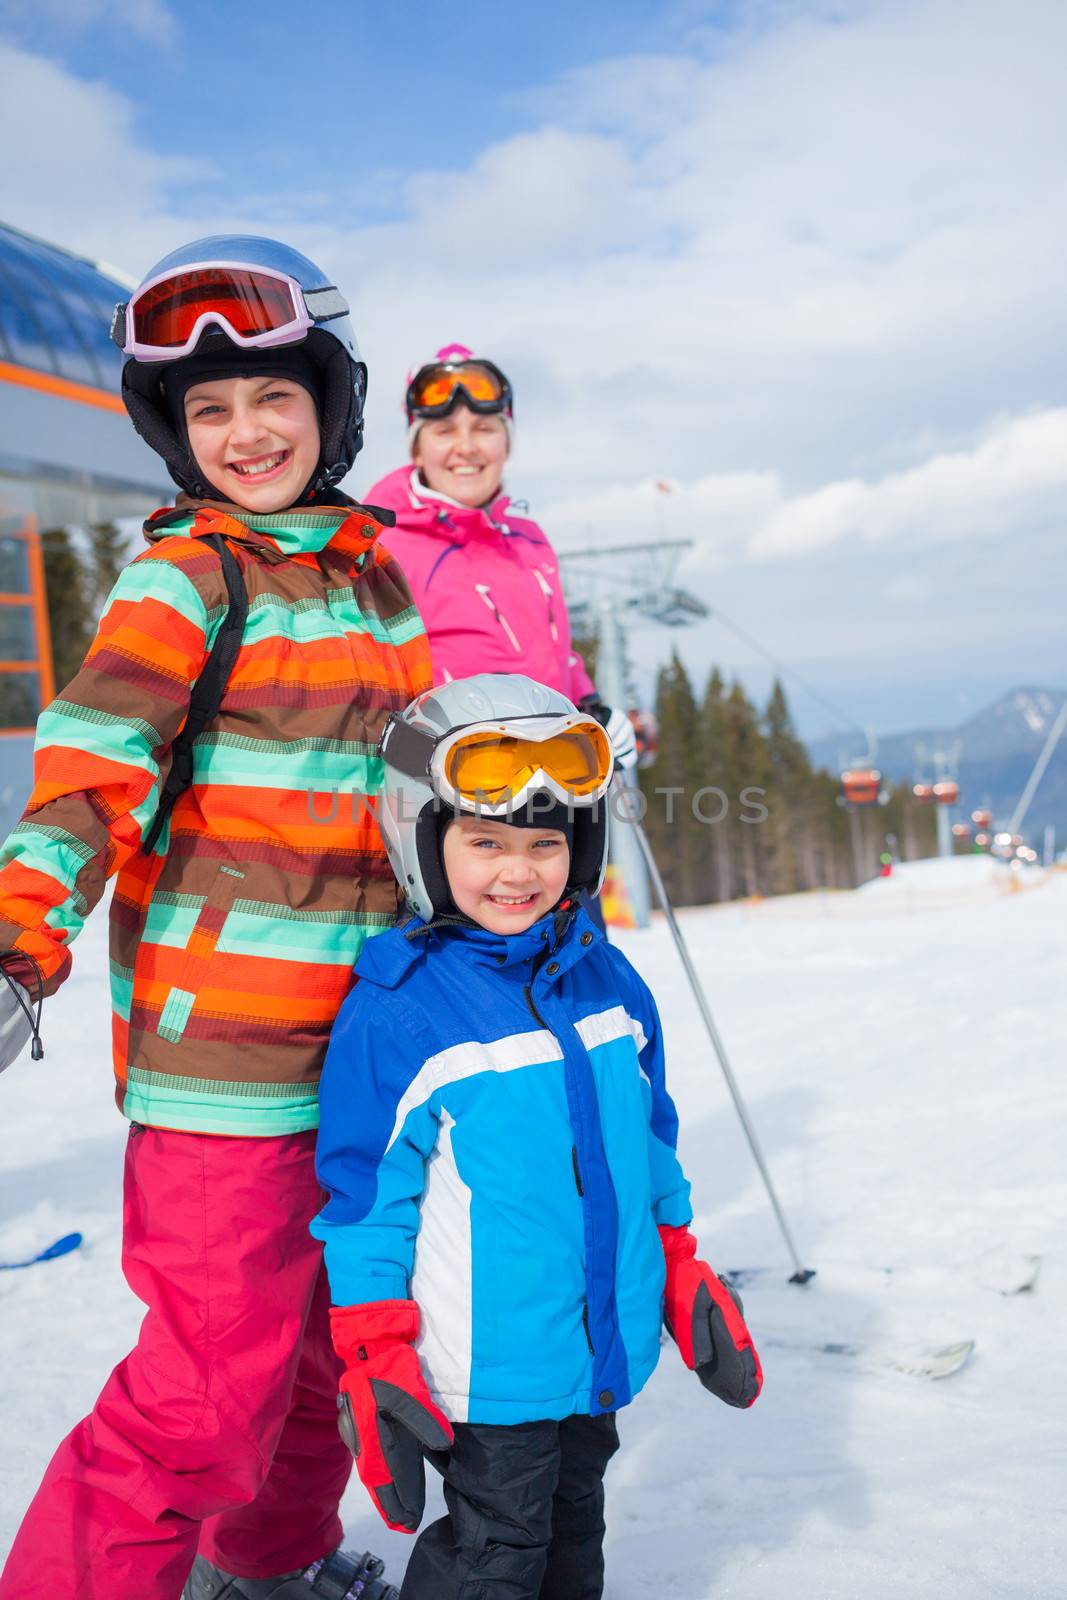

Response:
(639, 650), (701, 903)
(761, 679), (811, 894)
(40, 527), (93, 692)
(637, 657), (949, 904)
(569, 623), (598, 690)
(809, 767), (851, 888)
(888, 783), (938, 861)
(85, 521), (130, 619)
(720, 680), (769, 896)
(695, 668), (732, 902)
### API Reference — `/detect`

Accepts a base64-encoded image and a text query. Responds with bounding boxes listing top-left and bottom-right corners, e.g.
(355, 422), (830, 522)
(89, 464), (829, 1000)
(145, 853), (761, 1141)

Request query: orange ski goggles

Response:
(406, 359), (512, 420)
(382, 713), (613, 813)
(442, 721), (612, 805)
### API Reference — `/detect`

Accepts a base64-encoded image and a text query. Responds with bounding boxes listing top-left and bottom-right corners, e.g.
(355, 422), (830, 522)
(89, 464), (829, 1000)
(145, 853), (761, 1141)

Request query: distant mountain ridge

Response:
(805, 687), (1067, 845)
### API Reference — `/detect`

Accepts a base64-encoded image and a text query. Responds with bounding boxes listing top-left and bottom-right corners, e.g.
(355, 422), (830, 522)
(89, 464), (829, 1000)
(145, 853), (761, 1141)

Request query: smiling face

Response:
(442, 814), (571, 934)
(413, 404), (509, 507)
(183, 374), (321, 511)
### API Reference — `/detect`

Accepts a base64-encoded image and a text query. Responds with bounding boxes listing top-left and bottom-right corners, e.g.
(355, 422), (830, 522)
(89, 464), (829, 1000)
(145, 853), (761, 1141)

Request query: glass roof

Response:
(0, 220), (128, 391)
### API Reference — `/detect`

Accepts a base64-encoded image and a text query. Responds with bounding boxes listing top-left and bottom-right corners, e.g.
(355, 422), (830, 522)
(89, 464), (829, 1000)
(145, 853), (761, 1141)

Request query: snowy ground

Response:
(2, 856), (1064, 1597)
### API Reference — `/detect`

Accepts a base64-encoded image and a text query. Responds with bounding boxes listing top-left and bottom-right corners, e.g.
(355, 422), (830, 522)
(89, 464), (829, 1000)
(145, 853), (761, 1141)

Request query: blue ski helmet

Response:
(113, 235), (367, 501)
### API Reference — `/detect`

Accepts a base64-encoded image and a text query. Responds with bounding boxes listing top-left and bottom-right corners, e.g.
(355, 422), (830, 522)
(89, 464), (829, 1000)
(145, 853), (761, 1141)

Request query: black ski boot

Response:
(182, 1547), (399, 1600)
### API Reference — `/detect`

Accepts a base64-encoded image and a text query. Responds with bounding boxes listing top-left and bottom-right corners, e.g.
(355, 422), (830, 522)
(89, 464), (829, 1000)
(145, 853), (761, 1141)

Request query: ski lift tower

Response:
(915, 741), (962, 859)
(558, 538), (708, 928)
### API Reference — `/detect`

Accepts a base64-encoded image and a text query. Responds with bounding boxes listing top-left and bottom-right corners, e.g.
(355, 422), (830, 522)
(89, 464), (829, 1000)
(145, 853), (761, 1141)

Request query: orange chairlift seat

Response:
(841, 768), (881, 806)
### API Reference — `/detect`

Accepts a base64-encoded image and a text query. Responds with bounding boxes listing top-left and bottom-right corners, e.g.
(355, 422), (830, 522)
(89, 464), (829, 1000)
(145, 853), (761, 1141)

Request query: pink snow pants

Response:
(0, 1125), (352, 1599)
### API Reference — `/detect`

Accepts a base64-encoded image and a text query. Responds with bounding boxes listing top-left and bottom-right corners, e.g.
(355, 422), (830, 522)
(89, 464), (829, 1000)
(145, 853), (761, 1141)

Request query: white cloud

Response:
(0, 0), (175, 45)
(312, 0), (1067, 519)
(402, 130), (644, 264)
(750, 409), (1067, 558)
(538, 408), (1067, 575)
(2, 1), (1066, 719)
(8, 0), (1067, 503)
(538, 471), (781, 570)
(0, 42), (205, 251)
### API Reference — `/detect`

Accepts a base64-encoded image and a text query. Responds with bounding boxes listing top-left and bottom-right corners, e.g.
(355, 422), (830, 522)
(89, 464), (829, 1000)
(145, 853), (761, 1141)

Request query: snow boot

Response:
(182, 1547), (399, 1599)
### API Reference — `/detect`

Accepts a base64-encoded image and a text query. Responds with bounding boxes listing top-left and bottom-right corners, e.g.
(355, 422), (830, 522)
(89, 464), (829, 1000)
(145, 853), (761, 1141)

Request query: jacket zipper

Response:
(475, 583), (522, 653)
(523, 981), (549, 1027)
(532, 570), (559, 641)
(526, 980), (597, 1360)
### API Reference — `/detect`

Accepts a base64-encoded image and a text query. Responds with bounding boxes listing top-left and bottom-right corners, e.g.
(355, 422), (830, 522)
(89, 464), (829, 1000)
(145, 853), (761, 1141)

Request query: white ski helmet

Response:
(378, 674), (614, 922)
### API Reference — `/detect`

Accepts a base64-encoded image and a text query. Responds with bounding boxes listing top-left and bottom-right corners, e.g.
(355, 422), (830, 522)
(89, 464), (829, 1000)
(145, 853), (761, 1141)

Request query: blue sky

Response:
(1, 0), (1066, 744)
(6, 0), (718, 217)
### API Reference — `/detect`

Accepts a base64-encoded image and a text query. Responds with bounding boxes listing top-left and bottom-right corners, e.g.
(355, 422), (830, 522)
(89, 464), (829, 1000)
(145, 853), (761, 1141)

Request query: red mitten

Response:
(330, 1300), (454, 1533)
(659, 1224), (763, 1408)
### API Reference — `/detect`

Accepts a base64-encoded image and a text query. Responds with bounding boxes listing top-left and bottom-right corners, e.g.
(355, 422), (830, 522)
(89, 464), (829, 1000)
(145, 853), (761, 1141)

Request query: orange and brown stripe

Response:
(0, 499), (431, 1136)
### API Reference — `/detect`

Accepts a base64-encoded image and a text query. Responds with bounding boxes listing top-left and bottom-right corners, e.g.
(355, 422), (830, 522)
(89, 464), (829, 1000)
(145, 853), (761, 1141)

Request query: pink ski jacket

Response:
(366, 466), (595, 699)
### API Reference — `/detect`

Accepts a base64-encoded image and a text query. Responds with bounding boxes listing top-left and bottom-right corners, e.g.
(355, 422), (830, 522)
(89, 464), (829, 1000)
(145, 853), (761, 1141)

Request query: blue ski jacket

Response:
(312, 905), (693, 1425)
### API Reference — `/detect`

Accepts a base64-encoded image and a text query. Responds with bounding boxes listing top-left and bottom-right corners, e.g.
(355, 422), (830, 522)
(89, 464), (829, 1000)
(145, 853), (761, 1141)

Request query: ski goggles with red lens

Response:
(381, 713), (613, 814)
(405, 359), (513, 421)
(111, 262), (349, 363)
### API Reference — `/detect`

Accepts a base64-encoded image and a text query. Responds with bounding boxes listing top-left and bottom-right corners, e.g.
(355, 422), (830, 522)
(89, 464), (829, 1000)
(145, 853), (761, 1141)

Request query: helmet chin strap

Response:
(297, 457), (352, 507)
(313, 459), (350, 496)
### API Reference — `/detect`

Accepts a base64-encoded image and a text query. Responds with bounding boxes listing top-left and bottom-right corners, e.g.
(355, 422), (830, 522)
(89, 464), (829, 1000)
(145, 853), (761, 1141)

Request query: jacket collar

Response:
(355, 903), (604, 991)
(144, 496), (392, 566)
(401, 468), (512, 544)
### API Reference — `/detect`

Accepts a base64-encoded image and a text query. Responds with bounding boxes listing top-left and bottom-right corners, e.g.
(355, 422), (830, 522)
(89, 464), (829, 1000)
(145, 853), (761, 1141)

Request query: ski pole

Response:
(612, 779), (815, 1285)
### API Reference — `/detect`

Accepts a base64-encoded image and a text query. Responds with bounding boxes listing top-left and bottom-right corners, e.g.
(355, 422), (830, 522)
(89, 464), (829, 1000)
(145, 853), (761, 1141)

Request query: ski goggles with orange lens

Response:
(382, 713), (613, 814)
(406, 359), (513, 420)
(111, 263), (350, 362)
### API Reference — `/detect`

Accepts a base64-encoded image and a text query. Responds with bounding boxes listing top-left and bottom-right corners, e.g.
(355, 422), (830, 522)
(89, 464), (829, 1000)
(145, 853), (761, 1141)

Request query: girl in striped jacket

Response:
(0, 237), (429, 1600)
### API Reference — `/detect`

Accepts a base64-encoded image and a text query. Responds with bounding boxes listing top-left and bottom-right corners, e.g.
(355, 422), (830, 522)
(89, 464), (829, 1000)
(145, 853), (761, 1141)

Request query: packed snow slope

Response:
(2, 857), (1064, 1597)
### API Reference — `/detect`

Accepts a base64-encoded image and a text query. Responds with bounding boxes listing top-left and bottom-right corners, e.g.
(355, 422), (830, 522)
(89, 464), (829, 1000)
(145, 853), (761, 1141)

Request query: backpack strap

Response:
(142, 534), (249, 856)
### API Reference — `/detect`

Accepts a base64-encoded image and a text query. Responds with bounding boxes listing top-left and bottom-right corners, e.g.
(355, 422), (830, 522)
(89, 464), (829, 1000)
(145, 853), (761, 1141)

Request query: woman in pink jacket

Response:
(366, 345), (636, 769)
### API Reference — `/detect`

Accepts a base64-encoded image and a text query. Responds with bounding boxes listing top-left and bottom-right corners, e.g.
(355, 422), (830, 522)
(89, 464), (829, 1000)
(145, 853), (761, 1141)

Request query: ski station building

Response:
(0, 220), (165, 836)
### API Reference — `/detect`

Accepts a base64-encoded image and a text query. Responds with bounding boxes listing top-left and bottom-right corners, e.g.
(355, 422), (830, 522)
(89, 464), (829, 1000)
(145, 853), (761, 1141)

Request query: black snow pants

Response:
(400, 1412), (620, 1600)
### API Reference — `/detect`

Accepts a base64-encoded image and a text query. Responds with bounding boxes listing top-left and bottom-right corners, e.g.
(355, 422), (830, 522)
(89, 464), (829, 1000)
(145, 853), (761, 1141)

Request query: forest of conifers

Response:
(634, 651), (940, 904)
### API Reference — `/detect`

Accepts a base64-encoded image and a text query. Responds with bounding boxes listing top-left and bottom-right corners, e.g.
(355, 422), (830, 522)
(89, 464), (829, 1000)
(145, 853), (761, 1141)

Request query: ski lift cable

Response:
(706, 605), (864, 739)
(1007, 697), (1067, 837)
(559, 542), (866, 740)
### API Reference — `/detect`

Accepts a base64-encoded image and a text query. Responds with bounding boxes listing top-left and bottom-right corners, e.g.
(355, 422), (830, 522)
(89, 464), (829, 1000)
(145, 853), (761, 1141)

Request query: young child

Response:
(0, 235), (430, 1600)
(313, 673), (763, 1599)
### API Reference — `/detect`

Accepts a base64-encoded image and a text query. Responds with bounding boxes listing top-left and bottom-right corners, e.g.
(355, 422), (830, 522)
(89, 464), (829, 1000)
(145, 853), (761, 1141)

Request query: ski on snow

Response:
(764, 1333), (975, 1380)
(725, 1252), (1042, 1297)
(0, 1231), (83, 1271)
(720, 1256), (1021, 1380)
(4, 1234), (972, 1377)
(971, 1250), (1042, 1296)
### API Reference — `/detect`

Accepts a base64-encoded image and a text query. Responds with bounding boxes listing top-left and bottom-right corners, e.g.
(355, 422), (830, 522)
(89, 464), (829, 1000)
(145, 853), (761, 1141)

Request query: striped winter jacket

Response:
(312, 906), (693, 1425)
(0, 499), (430, 1135)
